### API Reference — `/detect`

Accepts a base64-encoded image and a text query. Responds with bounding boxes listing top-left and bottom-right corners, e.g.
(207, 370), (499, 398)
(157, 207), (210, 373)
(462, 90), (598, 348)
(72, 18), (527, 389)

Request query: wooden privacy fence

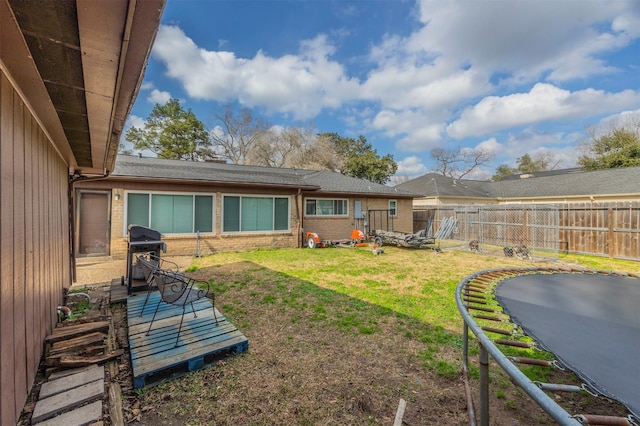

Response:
(414, 202), (640, 261)
(556, 202), (640, 261)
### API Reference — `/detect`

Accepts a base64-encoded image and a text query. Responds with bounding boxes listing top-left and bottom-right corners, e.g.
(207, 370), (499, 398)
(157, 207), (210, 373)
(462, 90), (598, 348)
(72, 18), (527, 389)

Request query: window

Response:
(389, 200), (397, 217)
(125, 192), (214, 234)
(305, 199), (348, 216)
(222, 195), (290, 232)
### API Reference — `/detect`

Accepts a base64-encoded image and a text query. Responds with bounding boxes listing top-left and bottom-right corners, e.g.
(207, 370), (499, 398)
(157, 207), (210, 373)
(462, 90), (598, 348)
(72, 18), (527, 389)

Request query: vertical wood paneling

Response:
(1, 73), (16, 426)
(13, 90), (27, 417)
(24, 114), (36, 387)
(0, 70), (71, 425)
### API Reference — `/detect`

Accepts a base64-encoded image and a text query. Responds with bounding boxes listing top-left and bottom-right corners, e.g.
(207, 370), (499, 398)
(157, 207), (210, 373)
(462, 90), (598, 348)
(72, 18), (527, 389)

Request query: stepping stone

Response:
(39, 365), (103, 399)
(31, 379), (104, 423)
(34, 400), (102, 426)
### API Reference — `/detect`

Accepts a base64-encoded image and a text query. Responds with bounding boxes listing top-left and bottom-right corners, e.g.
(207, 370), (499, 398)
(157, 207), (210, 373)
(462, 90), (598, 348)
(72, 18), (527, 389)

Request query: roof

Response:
(396, 167), (640, 199)
(4, 0), (165, 174)
(111, 155), (416, 198)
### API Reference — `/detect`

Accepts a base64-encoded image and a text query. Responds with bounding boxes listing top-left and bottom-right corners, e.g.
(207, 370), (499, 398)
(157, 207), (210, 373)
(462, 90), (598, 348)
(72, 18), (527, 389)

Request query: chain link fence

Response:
(414, 205), (559, 261)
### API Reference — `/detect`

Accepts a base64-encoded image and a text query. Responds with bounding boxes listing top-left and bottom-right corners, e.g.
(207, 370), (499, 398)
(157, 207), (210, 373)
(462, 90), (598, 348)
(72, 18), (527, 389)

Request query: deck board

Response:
(127, 292), (248, 388)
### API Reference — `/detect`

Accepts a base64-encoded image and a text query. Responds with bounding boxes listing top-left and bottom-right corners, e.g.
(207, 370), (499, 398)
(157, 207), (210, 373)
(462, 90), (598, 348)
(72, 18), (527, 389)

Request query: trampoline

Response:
(457, 267), (640, 425)
(494, 272), (640, 419)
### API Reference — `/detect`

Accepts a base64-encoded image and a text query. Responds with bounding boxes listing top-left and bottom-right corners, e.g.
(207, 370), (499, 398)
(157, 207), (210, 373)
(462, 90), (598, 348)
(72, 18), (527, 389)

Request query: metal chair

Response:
(135, 253), (180, 316)
(146, 269), (218, 347)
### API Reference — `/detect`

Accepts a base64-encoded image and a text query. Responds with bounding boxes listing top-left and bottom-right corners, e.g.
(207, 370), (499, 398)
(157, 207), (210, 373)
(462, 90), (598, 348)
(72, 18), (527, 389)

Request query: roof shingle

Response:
(112, 155), (415, 197)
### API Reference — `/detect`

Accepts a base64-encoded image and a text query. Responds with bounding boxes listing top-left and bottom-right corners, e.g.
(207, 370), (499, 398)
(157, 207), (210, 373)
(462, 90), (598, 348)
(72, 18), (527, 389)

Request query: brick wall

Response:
(77, 181), (413, 259)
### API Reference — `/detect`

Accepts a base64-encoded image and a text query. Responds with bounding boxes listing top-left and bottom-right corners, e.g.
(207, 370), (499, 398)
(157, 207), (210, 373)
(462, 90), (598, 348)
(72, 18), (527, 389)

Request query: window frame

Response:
(123, 190), (216, 236)
(389, 199), (398, 217)
(221, 194), (291, 234)
(304, 198), (350, 217)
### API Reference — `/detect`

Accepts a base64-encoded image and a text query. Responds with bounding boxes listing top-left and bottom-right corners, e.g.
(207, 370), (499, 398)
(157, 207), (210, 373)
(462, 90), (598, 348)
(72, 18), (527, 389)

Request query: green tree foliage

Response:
(125, 98), (211, 160)
(492, 153), (562, 180)
(319, 133), (397, 184)
(578, 122), (640, 170)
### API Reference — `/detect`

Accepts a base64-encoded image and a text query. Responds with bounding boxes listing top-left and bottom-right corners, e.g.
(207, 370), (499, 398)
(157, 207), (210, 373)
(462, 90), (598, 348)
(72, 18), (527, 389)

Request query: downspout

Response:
(69, 170), (111, 283)
(295, 188), (303, 247)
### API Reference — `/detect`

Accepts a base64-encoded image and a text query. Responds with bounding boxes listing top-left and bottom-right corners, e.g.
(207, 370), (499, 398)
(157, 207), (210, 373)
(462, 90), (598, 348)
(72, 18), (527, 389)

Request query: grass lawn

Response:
(132, 247), (639, 425)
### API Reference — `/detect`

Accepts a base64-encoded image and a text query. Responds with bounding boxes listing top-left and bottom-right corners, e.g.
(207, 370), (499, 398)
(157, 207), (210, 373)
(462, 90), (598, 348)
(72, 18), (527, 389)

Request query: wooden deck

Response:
(127, 292), (248, 388)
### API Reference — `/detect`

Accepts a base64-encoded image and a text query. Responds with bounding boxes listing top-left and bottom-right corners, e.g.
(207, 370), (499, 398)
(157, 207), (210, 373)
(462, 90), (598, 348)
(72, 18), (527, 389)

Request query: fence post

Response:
(607, 208), (614, 258)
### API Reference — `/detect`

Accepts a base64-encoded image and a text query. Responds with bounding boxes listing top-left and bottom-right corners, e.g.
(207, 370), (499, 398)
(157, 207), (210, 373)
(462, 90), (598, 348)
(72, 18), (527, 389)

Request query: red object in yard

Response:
(306, 229), (367, 249)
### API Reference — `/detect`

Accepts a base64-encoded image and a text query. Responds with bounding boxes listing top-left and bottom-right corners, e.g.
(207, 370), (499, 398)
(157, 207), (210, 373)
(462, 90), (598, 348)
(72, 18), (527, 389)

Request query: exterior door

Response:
(76, 190), (111, 256)
(354, 200), (365, 232)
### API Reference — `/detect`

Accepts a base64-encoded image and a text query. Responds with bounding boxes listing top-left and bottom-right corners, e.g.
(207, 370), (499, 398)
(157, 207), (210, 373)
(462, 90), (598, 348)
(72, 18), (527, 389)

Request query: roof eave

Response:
(106, 175), (322, 191)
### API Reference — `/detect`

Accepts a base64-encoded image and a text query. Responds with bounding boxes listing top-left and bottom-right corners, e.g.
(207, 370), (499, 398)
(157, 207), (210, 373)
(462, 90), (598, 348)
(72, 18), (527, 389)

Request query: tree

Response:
(319, 133), (397, 184)
(246, 125), (316, 168)
(492, 153), (563, 181)
(210, 105), (270, 164)
(430, 146), (495, 179)
(578, 121), (640, 170)
(125, 98), (211, 160)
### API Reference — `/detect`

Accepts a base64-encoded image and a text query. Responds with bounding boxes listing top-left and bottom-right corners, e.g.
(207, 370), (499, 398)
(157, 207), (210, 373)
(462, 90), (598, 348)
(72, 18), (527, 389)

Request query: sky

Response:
(125, 0), (640, 180)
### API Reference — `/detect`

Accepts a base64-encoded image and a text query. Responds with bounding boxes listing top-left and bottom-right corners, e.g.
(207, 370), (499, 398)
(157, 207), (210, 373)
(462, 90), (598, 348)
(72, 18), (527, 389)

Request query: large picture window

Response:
(305, 198), (348, 216)
(125, 192), (214, 234)
(222, 195), (290, 232)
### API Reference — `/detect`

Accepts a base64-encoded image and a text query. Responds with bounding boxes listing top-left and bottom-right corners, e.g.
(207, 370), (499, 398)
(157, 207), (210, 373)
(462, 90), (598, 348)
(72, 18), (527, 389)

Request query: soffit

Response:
(4, 0), (164, 174)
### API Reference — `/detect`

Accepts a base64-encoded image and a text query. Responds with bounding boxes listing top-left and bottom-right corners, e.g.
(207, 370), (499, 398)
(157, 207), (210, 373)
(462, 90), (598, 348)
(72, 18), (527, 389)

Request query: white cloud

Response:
(147, 89), (172, 105)
(396, 155), (428, 178)
(410, 0), (638, 82)
(593, 108), (640, 133)
(447, 83), (640, 138)
(125, 114), (145, 130)
(490, 129), (582, 168)
(152, 26), (360, 120)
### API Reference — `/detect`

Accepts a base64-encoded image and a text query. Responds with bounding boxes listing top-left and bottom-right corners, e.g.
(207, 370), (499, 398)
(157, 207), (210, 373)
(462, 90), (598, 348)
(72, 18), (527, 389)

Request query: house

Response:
(0, 1), (164, 424)
(397, 167), (640, 207)
(74, 155), (417, 258)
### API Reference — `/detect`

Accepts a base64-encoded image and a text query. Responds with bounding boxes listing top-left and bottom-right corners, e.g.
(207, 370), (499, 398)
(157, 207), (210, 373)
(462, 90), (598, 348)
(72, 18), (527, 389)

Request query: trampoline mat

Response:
(495, 273), (640, 417)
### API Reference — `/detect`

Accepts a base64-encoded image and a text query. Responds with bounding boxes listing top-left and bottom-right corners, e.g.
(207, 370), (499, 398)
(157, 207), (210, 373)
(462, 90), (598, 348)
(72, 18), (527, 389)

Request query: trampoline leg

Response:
(463, 323), (469, 369)
(479, 342), (490, 426)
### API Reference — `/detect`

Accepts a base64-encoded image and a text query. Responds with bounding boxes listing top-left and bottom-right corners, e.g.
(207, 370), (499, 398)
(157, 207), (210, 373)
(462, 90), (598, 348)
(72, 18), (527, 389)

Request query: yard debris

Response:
(393, 398), (407, 426)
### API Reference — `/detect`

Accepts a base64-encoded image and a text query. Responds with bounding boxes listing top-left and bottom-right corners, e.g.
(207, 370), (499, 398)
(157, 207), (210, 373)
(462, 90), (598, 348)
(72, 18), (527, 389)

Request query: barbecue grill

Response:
(124, 225), (166, 293)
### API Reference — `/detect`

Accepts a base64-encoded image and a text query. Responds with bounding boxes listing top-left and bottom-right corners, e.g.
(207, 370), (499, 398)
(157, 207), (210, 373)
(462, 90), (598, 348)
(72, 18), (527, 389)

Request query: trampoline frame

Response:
(456, 266), (639, 426)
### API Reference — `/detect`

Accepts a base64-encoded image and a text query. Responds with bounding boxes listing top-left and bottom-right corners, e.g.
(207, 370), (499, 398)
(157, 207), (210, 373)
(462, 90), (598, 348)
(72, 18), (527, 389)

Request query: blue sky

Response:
(126, 0), (640, 180)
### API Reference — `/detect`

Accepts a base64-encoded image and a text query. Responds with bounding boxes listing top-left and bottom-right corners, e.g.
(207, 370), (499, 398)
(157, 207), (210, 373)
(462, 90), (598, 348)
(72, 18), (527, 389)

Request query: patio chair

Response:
(135, 253), (180, 316)
(146, 269), (218, 347)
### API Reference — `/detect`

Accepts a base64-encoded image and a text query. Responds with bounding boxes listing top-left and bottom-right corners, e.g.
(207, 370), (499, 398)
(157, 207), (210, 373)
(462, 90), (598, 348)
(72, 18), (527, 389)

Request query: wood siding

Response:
(1, 71), (70, 425)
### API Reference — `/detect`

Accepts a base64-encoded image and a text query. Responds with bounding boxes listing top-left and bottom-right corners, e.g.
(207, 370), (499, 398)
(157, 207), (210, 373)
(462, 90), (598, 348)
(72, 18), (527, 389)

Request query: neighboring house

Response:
(0, 2), (163, 424)
(74, 155), (416, 258)
(397, 167), (640, 207)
